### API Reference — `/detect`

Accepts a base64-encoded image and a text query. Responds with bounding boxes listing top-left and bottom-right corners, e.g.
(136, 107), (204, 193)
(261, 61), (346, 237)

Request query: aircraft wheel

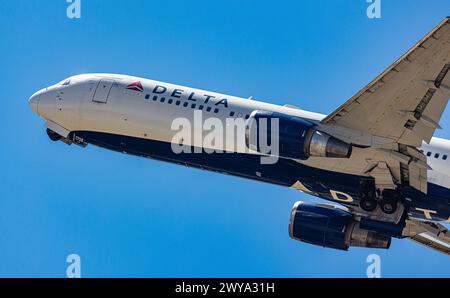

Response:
(46, 129), (61, 142)
(379, 198), (397, 214)
(360, 197), (378, 212)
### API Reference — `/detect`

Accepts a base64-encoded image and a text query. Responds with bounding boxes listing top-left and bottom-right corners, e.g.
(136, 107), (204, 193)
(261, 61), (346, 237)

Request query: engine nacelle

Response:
(288, 202), (391, 250)
(245, 110), (352, 160)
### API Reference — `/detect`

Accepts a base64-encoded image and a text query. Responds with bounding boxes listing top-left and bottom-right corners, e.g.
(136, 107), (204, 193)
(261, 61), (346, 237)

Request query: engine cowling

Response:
(288, 202), (391, 250)
(245, 110), (352, 160)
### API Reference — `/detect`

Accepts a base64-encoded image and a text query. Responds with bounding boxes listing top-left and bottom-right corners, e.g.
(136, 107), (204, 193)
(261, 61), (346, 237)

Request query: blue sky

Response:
(1, 0), (450, 277)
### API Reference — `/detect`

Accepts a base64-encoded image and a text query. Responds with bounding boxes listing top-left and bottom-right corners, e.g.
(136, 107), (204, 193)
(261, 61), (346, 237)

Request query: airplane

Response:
(29, 17), (450, 255)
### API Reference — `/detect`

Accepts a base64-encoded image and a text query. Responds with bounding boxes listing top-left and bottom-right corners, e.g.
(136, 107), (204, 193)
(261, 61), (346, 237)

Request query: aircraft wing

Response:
(321, 17), (450, 148)
(404, 220), (450, 255)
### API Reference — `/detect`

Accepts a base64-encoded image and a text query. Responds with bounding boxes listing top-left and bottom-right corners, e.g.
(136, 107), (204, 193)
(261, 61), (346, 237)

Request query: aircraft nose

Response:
(29, 88), (45, 115)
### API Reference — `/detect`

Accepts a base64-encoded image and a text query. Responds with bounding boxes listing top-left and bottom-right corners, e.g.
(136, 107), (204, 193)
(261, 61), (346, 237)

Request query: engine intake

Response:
(245, 110), (352, 160)
(289, 202), (391, 250)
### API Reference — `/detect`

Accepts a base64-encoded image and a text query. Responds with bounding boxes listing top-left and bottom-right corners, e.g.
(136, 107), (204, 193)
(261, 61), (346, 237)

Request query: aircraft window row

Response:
(144, 94), (250, 119)
(145, 94), (220, 113)
(424, 151), (448, 160)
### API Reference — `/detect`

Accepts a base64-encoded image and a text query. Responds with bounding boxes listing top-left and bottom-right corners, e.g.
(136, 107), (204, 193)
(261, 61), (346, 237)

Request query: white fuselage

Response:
(421, 138), (450, 188)
(29, 73), (450, 186)
(29, 74), (450, 224)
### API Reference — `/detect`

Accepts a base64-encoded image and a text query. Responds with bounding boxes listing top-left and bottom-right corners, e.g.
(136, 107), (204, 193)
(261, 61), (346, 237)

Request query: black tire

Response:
(360, 197), (378, 212)
(379, 198), (397, 214)
(46, 129), (61, 142)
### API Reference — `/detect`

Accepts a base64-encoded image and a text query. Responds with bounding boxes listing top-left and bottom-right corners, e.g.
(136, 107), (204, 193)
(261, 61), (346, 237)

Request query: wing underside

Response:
(315, 18), (450, 194)
(404, 220), (450, 255)
(322, 17), (450, 148)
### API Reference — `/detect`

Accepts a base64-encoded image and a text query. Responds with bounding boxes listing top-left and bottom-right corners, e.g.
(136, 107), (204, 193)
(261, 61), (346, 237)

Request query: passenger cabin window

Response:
(443, 155), (448, 160)
(435, 153), (440, 158)
(427, 152), (432, 157)
(144, 93), (228, 117)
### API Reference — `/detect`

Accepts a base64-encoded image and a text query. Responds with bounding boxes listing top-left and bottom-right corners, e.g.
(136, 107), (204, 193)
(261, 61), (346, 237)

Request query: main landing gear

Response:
(360, 189), (399, 215)
(360, 196), (378, 212)
(380, 189), (401, 215)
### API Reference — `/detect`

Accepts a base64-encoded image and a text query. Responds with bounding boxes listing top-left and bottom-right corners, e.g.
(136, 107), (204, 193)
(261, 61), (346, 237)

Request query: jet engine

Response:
(289, 202), (391, 250)
(245, 110), (352, 160)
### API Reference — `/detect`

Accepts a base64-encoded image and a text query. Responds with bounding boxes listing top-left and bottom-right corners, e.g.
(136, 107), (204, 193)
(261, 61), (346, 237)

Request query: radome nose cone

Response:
(29, 89), (43, 114)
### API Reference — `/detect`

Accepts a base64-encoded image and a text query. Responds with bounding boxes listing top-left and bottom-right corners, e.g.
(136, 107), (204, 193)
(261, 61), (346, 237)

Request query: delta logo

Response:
(126, 81), (144, 92)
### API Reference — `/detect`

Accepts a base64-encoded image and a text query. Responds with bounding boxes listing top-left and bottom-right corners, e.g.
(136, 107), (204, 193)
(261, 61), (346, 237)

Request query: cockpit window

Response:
(60, 79), (71, 86)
